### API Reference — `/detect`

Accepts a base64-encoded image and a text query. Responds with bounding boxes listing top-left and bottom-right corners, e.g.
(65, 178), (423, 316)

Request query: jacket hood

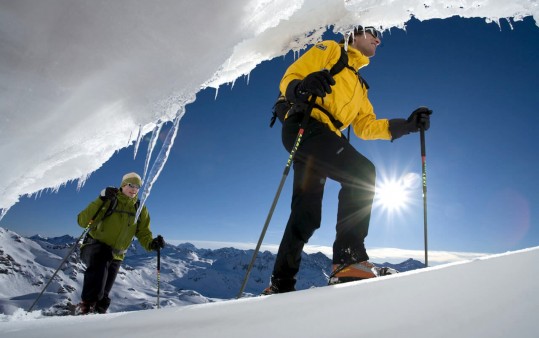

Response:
(345, 45), (370, 70)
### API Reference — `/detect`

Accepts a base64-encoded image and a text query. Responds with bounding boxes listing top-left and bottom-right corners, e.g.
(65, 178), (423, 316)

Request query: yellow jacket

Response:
(280, 40), (391, 140)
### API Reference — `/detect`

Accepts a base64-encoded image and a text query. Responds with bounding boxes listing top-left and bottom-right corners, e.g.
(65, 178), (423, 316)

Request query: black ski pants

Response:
(272, 115), (376, 290)
(80, 237), (121, 311)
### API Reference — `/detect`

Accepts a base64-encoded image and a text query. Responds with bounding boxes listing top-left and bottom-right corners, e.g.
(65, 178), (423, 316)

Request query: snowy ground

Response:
(1, 3), (538, 335)
(1, 247), (537, 338)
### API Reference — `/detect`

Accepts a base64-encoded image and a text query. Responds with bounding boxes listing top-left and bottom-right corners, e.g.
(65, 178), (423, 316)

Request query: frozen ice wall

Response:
(0, 0), (537, 218)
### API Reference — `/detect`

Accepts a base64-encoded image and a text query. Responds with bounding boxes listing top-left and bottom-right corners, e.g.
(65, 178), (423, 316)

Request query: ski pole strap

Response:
(300, 95), (318, 127)
(283, 95), (318, 176)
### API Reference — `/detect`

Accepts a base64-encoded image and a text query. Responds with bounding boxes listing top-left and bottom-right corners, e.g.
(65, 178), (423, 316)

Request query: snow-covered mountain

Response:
(0, 226), (423, 315)
(2, 245), (537, 338)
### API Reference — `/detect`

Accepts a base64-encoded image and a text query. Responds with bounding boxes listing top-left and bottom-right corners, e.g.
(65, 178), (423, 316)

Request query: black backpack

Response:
(270, 46), (369, 128)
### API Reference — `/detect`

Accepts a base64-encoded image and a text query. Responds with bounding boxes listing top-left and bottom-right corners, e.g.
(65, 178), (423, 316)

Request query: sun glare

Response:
(375, 173), (419, 213)
(377, 180), (408, 210)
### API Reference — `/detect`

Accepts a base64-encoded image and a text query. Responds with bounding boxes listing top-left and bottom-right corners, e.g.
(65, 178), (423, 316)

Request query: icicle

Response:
(214, 87), (219, 100)
(0, 208), (8, 223)
(141, 122), (163, 184)
(505, 17), (514, 30)
(50, 184), (61, 194)
(127, 130), (134, 147)
(344, 31), (352, 51)
(497, 19), (502, 31)
(76, 173), (90, 191)
(133, 124), (143, 159)
(135, 110), (184, 223)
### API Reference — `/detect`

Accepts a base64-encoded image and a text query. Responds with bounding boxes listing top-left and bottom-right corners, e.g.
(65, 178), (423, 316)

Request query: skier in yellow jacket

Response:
(263, 26), (431, 294)
(76, 172), (165, 314)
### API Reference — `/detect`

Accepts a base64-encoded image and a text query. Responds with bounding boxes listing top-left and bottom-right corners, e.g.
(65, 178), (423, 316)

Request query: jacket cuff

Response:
(388, 118), (412, 142)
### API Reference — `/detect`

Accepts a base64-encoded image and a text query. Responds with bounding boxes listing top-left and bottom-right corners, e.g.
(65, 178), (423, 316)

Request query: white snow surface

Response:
(1, 246), (538, 338)
(0, 0), (537, 216)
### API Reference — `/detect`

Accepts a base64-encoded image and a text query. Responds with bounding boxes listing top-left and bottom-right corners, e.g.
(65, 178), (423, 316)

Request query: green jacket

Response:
(77, 191), (153, 260)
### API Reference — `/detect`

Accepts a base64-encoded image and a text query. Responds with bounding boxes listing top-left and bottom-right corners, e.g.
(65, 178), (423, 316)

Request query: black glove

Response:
(294, 70), (336, 100)
(150, 235), (165, 251)
(409, 106), (432, 131)
(389, 107), (432, 141)
(100, 187), (118, 201)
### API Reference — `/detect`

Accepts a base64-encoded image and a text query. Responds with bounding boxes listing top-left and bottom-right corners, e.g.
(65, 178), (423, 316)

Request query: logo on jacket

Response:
(315, 44), (327, 51)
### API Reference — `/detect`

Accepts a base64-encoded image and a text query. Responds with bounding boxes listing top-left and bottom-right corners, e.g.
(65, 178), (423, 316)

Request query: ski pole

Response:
(28, 201), (107, 312)
(420, 126), (428, 267)
(156, 247), (161, 309)
(237, 95), (318, 298)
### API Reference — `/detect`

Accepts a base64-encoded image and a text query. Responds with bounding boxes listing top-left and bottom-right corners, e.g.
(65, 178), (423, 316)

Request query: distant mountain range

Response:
(0, 227), (424, 316)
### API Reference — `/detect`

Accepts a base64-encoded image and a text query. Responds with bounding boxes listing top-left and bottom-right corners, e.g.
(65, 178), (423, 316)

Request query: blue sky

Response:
(1, 17), (538, 261)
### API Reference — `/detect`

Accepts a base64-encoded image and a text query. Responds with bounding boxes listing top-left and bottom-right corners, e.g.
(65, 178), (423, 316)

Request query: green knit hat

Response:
(121, 172), (142, 187)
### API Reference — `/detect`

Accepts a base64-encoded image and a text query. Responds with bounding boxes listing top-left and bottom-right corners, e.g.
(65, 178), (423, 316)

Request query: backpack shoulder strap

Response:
(329, 47), (356, 76)
(331, 46), (369, 90)
(102, 198), (141, 220)
(358, 74), (370, 90)
(103, 197), (118, 219)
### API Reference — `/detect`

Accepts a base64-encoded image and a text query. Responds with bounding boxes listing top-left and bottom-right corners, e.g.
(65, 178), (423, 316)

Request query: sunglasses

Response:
(126, 183), (141, 189)
(355, 26), (382, 40)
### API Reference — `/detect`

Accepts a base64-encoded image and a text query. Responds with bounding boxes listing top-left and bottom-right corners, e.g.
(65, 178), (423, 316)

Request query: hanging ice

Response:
(0, 0), (537, 220)
(133, 125), (144, 160)
(142, 123), (163, 184)
(135, 111), (185, 223)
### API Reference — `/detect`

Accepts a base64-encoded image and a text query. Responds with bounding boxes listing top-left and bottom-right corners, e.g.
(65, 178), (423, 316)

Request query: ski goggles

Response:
(126, 183), (141, 189)
(354, 26), (382, 40)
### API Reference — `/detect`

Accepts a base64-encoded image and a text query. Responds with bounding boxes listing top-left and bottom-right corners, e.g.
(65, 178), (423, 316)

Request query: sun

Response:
(374, 173), (419, 213)
(376, 180), (408, 211)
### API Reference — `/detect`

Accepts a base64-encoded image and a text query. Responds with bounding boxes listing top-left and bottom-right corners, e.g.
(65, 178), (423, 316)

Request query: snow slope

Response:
(1, 247), (537, 338)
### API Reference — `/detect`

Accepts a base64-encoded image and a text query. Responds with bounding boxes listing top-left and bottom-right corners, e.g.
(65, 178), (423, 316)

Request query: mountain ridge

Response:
(0, 226), (423, 315)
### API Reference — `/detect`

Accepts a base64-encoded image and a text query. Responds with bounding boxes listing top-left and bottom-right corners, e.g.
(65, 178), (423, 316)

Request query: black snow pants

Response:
(80, 236), (121, 312)
(271, 115), (376, 290)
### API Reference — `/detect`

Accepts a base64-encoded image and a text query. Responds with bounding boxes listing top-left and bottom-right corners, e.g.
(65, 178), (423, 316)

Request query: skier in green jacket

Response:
(76, 172), (165, 314)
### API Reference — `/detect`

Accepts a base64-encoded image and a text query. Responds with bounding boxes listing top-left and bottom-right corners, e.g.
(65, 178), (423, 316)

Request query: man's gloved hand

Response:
(408, 107), (432, 131)
(150, 235), (165, 251)
(295, 70), (336, 100)
(100, 187), (118, 201)
(389, 107), (432, 141)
